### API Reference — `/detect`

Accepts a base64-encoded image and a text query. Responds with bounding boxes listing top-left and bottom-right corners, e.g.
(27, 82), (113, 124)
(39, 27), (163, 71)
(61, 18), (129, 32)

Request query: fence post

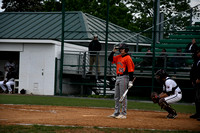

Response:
(82, 52), (86, 78)
(104, 0), (110, 96)
(78, 52), (81, 74)
(54, 58), (58, 95)
(156, 0), (160, 43)
(151, 0), (158, 92)
(190, 8), (193, 26)
(59, 0), (65, 96)
(96, 52), (99, 79)
(159, 12), (164, 41)
(164, 54), (167, 70)
(136, 34), (139, 52)
(172, 18), (175, 31)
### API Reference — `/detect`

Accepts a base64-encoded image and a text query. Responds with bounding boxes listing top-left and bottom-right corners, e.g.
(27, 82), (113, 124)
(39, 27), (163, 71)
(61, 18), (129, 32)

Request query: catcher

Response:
(151, 69), (182, 119)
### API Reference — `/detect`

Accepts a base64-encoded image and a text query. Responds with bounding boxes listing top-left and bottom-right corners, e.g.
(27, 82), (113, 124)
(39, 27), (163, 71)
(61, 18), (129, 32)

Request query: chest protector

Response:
(163, 78), (178, 95)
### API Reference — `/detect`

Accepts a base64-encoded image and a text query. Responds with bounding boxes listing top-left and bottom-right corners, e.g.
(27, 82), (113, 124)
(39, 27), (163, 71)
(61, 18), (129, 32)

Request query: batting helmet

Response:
(114, 43), (120, 49)
(155, 69), (168, 83)
(118, 43), (129, 52)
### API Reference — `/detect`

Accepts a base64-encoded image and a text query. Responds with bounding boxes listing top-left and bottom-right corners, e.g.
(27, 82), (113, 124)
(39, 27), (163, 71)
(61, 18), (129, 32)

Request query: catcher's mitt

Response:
(151, 92), (160, 103)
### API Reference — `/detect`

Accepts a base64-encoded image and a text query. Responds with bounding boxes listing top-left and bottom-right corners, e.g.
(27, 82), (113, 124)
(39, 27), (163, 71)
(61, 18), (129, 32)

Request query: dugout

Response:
(0, 39), (88, 95)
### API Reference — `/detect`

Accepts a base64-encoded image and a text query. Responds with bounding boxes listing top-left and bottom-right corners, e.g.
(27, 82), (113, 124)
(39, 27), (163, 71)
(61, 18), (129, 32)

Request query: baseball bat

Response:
(119, 77), (136, 103)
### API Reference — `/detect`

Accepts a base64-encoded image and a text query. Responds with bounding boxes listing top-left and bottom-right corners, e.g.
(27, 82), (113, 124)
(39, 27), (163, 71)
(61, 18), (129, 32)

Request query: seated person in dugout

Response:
(138, 48), (153, 72)
(156, 48), (168, 69)
(4, 59), (16, 80)
(167, 47), (186, 68)
(0, 66), (17, 94)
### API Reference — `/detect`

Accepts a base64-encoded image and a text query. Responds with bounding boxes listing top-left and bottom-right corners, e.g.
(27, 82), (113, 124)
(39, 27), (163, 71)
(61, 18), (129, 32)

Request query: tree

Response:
(61, 0), (192, 36)
(2, 0), (44, 12)
(127, 0), (191, 34)
(62, 0), (133, 31)
(43, 0), (61, 11)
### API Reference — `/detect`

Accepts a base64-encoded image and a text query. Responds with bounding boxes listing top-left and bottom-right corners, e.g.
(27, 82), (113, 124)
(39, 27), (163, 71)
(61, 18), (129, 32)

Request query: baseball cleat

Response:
(190, 114), (200, 119)
(86, 72), (92, 74)
(108, 114), (118, 118)
(167, 113), (177, 119)
(115, 114), (126, 119)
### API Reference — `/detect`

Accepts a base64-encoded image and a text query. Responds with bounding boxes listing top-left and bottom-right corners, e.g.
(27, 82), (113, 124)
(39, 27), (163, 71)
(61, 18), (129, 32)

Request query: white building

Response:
(0, 39), (87, 95)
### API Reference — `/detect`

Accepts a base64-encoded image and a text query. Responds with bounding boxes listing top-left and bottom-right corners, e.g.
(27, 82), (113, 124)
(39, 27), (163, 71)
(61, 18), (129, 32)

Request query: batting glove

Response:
(128, 81), (133, 88)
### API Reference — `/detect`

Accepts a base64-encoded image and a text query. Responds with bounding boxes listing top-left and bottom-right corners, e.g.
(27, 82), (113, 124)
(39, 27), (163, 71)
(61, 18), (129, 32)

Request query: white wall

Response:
(0, 39), (88, 95)
(0, 43), (23, 51)
(20, 44), (56, 95)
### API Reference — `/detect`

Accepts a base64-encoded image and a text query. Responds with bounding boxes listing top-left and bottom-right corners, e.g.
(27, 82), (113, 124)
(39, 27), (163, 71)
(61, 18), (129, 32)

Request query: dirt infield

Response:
(0, 104), (200, 131)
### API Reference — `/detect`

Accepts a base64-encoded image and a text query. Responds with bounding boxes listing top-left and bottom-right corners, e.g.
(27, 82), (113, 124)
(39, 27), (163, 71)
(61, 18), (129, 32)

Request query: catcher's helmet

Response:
(118, 43), (129, 52)
(155, 69), (168, 82)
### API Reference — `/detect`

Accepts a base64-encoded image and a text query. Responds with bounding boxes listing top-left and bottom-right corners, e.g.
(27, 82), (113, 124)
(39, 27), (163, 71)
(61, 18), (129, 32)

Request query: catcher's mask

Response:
(118, 43), (129, 53)
(155, 69), (168, 83)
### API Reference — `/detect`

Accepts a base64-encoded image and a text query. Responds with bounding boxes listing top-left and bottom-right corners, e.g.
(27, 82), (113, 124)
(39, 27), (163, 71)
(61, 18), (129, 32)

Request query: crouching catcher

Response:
(152, 69), (182, 119)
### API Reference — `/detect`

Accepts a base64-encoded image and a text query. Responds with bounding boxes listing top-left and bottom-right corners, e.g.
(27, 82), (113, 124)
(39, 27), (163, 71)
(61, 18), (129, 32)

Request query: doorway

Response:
(0, 51), (20, 80)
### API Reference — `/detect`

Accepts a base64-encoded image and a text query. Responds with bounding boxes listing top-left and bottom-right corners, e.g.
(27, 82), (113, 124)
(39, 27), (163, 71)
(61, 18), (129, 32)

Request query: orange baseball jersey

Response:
(112, 54), (135, 75)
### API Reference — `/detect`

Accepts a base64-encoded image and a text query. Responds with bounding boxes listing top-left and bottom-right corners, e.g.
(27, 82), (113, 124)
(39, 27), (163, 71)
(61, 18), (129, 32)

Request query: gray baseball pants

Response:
(114, 75), (129, 116)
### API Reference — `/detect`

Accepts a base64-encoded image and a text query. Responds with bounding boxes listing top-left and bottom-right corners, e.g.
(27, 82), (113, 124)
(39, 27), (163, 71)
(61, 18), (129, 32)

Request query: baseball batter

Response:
(108, 43), (135, 119)
(152, 69), (182, 119)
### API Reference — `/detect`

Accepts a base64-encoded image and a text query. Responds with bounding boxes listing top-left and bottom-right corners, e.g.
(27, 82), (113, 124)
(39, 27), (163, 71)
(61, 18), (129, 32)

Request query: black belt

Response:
(178, 92), (182, 94)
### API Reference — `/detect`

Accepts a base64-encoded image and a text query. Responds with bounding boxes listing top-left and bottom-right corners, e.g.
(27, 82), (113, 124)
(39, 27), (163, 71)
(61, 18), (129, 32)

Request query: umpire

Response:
(190, 48), (200, 121)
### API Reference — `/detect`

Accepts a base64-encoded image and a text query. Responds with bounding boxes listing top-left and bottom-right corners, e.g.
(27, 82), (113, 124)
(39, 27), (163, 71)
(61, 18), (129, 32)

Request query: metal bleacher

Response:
(59, 21), (200, 96)
(154, 22), (200, 50)
(58, 49), (194, 96)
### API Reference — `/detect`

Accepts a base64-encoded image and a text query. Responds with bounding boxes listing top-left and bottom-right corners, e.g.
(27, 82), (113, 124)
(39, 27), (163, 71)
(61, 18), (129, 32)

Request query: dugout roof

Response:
(0, 12), (152, 45)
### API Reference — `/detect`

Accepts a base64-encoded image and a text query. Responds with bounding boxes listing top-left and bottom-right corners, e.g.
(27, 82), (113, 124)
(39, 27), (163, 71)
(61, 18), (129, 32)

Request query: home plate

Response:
(82, 115), (97, 117)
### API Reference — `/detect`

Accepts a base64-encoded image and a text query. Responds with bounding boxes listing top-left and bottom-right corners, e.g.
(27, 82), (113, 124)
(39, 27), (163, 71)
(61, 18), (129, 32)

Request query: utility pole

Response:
(152, 0), (158, 92)
(59, 0), (65, 96)
(104, 0), (110, 95)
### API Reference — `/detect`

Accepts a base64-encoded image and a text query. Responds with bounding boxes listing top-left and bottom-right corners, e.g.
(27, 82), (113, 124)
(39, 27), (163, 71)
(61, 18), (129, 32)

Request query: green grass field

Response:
(1, 124), (198, 133)
(0, 94), (196, 133)
(0, 94), (195, 113)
